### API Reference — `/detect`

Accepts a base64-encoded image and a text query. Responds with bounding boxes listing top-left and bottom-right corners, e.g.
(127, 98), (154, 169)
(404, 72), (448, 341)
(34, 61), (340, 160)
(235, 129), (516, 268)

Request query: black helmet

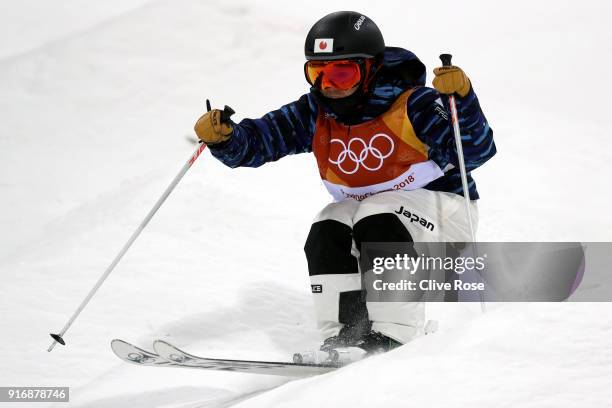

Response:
(305, 11), (385, 61)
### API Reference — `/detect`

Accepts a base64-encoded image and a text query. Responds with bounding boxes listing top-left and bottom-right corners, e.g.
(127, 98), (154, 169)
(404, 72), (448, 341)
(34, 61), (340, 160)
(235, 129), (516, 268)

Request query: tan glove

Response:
(432, 66), (471, 97)
(194, 109), (233, 144)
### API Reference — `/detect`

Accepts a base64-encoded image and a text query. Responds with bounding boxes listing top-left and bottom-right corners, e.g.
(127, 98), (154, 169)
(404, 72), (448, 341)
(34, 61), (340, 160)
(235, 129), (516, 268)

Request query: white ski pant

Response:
(304, 189), (478, 344)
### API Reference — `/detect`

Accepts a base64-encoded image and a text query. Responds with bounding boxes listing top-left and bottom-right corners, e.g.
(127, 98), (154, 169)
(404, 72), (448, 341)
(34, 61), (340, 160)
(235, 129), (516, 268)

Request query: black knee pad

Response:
(353, 213), (413, 248)
(304, 219), (358, 276)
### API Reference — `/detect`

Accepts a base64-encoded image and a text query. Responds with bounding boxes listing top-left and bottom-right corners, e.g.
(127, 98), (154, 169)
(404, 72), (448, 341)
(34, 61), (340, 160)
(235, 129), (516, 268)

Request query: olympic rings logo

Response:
(328, 133), (395, 175)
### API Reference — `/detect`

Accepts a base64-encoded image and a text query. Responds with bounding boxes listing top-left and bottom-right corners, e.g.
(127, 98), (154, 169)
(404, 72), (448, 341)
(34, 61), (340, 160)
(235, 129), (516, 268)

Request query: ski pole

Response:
(439, 54), (485, 312)
(439, 54), (476, 243)
(48, 101), (234, 352)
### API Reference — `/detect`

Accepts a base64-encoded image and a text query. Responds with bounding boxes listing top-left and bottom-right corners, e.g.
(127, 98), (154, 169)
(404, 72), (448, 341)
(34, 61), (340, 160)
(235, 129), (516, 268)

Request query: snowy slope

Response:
(236, 303), (612, 408)
(0, 0), (154, 59)
(1, 0), (611, 407)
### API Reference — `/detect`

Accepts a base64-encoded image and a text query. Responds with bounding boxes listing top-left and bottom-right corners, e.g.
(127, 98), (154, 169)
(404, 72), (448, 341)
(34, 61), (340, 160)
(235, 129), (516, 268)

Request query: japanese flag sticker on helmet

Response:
(314, 38), (334, 53)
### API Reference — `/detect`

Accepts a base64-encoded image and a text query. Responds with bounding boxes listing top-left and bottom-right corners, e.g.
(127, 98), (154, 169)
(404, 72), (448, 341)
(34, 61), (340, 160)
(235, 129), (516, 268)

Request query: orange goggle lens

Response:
(305, 60), (363, 91)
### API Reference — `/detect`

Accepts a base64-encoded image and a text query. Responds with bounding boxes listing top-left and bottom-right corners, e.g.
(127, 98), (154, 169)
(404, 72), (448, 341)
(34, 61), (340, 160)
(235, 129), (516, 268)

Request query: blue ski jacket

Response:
(207, 47), (496, 200)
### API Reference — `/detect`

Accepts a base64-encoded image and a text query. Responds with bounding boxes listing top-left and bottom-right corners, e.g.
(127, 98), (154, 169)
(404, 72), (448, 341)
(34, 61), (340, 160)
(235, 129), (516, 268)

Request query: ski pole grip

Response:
(221, 105), (235, 122)
(440, 53), (453, 67)
(205, 99), (235, 122)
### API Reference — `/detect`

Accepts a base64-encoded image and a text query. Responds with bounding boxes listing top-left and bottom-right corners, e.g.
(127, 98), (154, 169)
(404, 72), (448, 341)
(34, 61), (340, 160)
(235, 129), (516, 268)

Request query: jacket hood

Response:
(375, 46), (426, 88)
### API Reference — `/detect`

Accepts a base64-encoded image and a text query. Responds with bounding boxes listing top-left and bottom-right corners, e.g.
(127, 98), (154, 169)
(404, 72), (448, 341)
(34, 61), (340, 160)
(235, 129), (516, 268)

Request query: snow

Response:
(0, 0), (611, 407)
(236, 303), (612, 408)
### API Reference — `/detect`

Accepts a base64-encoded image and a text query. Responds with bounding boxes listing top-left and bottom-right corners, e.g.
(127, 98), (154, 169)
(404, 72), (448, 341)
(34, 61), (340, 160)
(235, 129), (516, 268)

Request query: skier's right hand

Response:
(194, 110), (233, 145)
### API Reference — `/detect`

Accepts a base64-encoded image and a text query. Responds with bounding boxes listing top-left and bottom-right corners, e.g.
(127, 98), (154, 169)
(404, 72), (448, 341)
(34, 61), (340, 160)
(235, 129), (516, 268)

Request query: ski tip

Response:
(110, 339), (141, 357)
(152, 340), (191, 359)
(110, 339), (126, 356)
(49, 333), (66, 346)
(152, 339), (174, 353)
(152, 339), (174, 349)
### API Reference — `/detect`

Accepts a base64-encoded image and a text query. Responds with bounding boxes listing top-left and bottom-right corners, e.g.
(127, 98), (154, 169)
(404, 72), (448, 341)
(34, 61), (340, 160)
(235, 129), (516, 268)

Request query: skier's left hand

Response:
(432, 65), (471, 97)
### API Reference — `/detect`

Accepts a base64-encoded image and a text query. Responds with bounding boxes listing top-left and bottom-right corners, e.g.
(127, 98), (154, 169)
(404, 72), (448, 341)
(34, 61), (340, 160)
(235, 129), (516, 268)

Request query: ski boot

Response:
(293, 323), (401, 365)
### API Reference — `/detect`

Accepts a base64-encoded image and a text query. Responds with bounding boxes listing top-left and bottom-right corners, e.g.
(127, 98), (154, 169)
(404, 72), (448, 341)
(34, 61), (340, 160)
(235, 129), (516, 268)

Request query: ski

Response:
(111, 339), (182, 368)
(111, 339), (341, 377)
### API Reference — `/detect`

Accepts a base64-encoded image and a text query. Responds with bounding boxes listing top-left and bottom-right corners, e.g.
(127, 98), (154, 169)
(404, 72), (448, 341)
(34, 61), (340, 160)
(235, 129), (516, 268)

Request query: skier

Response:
(194, 11), (495, 356)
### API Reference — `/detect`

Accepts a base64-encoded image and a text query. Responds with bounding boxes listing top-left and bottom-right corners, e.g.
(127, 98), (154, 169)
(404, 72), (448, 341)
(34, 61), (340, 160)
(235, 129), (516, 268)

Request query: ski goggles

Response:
(304, 59), (367, 91)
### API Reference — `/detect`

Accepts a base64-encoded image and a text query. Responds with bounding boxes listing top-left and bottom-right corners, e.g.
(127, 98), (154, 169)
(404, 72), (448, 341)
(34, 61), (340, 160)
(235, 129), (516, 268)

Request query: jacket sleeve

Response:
(407, 86), (496, 173)
(207, 93), (318, 168)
